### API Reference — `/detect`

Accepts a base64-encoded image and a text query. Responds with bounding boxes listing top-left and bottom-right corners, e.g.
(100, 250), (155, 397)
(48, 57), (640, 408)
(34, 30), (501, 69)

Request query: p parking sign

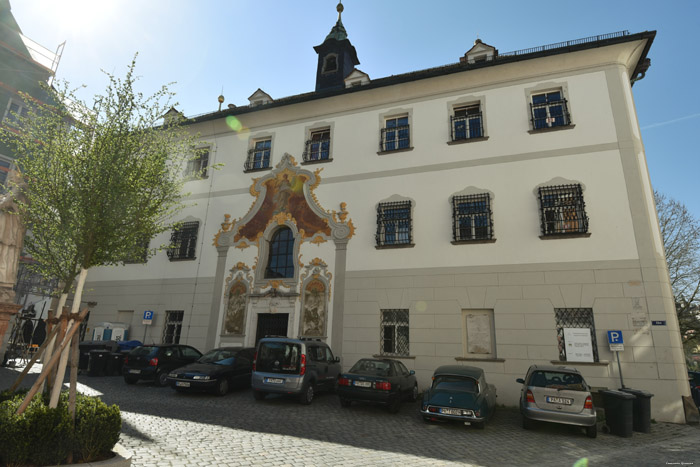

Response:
(143, 310), (154, 325)
(607, 330), (624, 351)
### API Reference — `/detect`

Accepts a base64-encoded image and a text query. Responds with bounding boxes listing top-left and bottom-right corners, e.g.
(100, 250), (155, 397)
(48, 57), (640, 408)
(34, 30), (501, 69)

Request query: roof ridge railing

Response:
(499, 30), (630, 58)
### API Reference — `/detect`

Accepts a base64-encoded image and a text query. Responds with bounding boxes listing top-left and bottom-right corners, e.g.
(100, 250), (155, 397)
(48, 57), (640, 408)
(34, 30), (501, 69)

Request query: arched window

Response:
(265, 227), (295, 278)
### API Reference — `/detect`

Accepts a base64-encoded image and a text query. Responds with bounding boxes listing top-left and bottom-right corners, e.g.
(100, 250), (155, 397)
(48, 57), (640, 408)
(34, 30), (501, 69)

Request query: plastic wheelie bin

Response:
(620, 388), (653, 433)
(108, 352), (125, 376)
(87, 349), (110, 376)
(600, 389), (635, 437)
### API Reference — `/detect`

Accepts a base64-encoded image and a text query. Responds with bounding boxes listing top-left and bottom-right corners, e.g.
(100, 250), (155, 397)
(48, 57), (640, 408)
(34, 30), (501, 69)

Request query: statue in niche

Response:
(223, 282), (247, 334)
(302, 280), (326, 337)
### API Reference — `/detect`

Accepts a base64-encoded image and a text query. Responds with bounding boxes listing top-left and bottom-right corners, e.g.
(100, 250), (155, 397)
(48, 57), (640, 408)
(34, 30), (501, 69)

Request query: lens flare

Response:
(225, 115), (242, 131)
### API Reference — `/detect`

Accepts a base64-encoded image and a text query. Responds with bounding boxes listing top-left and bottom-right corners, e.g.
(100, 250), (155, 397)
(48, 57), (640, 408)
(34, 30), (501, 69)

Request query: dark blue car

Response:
(337, 358), (418, 413)
(421, 365), (497, 429)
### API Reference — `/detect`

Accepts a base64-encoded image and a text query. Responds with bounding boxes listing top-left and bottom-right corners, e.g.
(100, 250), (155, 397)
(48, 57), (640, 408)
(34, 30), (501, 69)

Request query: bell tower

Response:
(313, 2), (360, 92)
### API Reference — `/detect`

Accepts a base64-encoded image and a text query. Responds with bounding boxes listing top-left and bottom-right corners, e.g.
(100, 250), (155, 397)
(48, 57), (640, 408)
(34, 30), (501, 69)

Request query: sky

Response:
(9, 0), (700, 218)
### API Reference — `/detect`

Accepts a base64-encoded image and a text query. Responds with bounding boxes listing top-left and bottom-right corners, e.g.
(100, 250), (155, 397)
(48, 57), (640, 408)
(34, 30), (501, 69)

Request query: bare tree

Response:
(655, 191), (700, 350)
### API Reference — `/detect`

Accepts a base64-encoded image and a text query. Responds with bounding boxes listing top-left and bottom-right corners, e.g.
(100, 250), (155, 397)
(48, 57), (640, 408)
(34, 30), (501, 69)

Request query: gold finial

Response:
(337, 1), (343, 20)
(218, 94), (225, 111)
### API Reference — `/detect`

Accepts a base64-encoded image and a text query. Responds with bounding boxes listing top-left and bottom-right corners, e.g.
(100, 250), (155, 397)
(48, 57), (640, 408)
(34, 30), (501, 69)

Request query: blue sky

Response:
(11, 0), (700, 218)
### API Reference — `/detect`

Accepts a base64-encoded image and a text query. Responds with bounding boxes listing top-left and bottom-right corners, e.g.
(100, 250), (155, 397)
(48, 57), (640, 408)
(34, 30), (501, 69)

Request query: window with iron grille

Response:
(186, 148), (209, 179)
(162, 310), (184, 344)
(244, 139), (271, 171)
(381, 309), (409, 356)
(167, 221), (199, 261)
(452, 193), (493, 242)
(303, 128), (331, 162)
(555, 308), (599, 362)
(538, 184), (589, 236)
(530, 90), (570, 130)
(380, 116), (410, 152)
(376, 201), (412, 247)
(451, 104), (483, 141)
(265, 227), (295, 278)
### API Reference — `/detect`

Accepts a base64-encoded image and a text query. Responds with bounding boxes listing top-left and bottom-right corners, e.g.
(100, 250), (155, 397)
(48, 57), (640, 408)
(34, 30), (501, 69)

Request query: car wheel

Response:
(253, 390), (267, 401)
(473, 421), (485, 430)
(215, 379), (229, 397)
(410, 384), (419, 402)
(156, 371), (169, 387)
(299, 382), (314, 405)
(124, 375), (138, 385)
(339, 397), (352, 408)
(522, 416), (533, 430)
(387, 397), (401, 414)
(585, 424), (598, 439)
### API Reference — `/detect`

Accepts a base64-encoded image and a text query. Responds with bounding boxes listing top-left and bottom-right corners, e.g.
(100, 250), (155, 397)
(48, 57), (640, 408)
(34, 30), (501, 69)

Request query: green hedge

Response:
(0, 390), (121, 466)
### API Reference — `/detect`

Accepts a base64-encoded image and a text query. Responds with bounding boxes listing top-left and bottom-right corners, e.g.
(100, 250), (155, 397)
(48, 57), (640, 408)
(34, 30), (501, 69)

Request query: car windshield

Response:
(256, 342), (301, 374)
(129, 346), (158, 357)
(349, 359), (393, 377)
(529, 371), (586, 390)
(433, 375), (479, 393)
(199, 349), (236, 365)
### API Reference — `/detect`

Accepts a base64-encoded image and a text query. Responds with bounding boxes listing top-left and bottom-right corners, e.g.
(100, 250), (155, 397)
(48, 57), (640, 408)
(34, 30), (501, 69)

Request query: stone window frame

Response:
(446, 95), (489, 144)
(377, 108), (414, 155)
(244, 132), (275, 172)
(254, 220), (302, 290)
(524, 81), (575, 133)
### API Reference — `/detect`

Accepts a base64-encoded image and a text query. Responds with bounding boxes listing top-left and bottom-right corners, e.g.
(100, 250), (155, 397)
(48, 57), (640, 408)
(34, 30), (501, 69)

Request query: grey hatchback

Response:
(517, 364), (597, 438)
(251, 337), (341, 404)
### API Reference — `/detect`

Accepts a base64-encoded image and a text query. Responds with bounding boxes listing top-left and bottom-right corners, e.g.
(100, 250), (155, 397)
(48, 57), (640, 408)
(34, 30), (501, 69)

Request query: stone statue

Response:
(0, 169), (27, 303)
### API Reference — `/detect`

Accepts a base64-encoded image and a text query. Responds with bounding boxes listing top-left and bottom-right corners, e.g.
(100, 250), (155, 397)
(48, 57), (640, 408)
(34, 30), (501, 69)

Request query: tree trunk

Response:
(49, 268), (89, 408)
(16, 307), (89, 415)
(42, 292), (68, 395)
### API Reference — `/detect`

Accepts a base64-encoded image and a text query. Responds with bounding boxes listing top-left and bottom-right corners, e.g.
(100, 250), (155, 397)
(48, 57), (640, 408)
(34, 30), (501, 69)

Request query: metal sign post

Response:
(142, 310), (154, 343)
(607, 330), (625, 389)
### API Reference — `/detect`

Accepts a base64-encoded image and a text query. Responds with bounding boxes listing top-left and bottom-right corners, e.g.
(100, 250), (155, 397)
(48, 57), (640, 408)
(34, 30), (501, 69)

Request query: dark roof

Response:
(185, 30), (655, 126)
(433, 365), (485, 378)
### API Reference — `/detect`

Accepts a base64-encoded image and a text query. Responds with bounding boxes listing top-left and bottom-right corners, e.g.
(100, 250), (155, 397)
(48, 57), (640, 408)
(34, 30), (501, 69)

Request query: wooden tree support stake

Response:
(15, 307), (90, 415)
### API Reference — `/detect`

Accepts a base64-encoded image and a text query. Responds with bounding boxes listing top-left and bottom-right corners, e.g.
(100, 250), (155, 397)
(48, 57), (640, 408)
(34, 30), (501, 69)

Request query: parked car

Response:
(516, 364), (597, 438)
(251, 337), (341, 404)
(166, 347), (256, 396)
(123, 344), (202, 386)
(337, 358), (418, 412)
(689, 370), (700, 407)
(420, 365), (497, 429)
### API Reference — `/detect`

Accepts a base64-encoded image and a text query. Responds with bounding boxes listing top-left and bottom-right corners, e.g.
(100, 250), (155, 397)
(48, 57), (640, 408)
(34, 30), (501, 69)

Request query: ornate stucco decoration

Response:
(299, 258), (333, 338)
(213, 153), (355, 249)
(221, 262), (253, 336)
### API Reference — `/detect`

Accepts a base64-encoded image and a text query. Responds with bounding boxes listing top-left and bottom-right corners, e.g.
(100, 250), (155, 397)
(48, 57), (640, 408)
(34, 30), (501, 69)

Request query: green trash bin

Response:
(601, 389), (635, 437)
(620, 388), (653, 433)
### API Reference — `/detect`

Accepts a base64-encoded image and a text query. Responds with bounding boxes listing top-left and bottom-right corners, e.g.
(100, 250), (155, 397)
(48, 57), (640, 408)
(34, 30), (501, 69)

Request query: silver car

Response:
(516, 364), (597, 438)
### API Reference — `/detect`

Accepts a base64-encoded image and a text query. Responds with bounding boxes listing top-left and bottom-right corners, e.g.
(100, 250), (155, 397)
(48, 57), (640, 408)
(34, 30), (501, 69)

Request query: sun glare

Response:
(40, 0), (120, 36)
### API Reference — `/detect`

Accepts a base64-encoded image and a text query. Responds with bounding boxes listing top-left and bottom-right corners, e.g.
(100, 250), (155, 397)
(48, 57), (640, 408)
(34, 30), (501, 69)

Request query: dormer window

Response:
(323, 54), (338, 73)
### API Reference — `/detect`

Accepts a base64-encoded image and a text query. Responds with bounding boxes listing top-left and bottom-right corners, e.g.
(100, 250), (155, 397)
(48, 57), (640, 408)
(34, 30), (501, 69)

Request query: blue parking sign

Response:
(607, 330), (623, 344)
(143, 310), (154, 320)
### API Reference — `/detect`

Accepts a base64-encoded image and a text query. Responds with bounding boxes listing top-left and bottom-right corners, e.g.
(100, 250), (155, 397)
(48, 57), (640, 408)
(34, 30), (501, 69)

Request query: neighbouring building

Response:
(83, 4), (689, 422)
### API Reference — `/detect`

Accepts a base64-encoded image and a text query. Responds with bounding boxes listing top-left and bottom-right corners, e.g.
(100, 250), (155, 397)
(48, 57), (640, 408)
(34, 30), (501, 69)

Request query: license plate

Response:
(129, 369), (141, 374)
(176, 381), (190, 387)
(546, 396), (573, 405)
(353, 381), (371, 388)
(440, 408), (462, 415)
(264, 377), (284, 384)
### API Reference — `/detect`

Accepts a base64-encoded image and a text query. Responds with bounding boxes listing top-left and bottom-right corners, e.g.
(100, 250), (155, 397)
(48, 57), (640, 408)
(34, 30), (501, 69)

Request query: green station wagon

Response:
(420, 365), (497, 429)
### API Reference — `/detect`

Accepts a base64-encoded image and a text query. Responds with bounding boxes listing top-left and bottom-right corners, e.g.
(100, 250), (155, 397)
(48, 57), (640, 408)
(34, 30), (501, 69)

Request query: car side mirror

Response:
(333, 357), (340, 363)
(516, 378), (525, 384)
(409, 370), (415, 375)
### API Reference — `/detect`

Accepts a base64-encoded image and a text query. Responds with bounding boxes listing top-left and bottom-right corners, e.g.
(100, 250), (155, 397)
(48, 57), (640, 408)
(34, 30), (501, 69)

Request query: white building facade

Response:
(83, 14), (690, 422)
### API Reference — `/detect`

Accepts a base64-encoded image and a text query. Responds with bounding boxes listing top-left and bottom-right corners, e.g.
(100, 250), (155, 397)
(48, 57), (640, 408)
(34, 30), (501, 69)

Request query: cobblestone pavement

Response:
(1, 365), (699, 466)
